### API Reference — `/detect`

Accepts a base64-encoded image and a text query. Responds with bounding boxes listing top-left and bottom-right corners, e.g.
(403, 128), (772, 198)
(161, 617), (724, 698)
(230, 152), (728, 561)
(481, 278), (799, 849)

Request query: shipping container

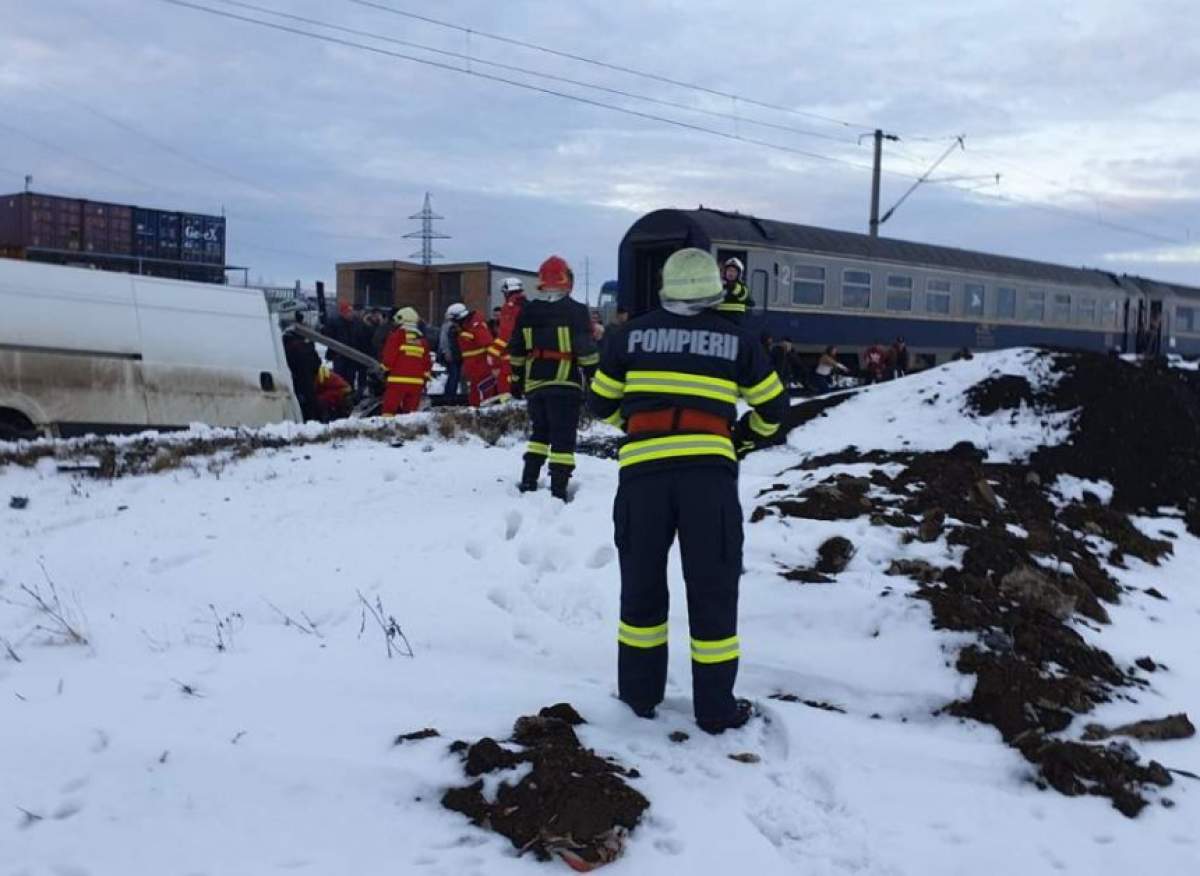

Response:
(1, 191), (226, 283)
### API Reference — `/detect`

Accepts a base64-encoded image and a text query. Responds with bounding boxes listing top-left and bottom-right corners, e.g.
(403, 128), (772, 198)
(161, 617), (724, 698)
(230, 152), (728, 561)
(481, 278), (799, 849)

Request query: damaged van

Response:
(0, 259), (301, 440)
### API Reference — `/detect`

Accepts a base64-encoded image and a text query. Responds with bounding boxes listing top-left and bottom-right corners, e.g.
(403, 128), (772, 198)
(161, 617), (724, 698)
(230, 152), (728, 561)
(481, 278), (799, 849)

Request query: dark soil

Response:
(1082, 713), (1196, 743)
(755, 374), (1190, 817)
(816, 537), (855, 574)
(393, 728), (439, 745)
(441, 706), (648, 868)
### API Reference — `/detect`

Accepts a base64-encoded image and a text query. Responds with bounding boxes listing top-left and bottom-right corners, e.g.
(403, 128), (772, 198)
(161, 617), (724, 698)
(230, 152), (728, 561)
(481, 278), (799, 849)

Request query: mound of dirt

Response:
(754, 428), (1181, 816)
(441, 705), (648, 869)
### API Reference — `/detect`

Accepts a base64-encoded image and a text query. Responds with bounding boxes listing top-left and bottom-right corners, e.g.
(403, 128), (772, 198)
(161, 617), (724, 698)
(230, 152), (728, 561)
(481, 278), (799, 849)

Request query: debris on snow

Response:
(1082, 714), (1196, 743)
(393, 728), (440, 746)
(441, 706), (648, 869)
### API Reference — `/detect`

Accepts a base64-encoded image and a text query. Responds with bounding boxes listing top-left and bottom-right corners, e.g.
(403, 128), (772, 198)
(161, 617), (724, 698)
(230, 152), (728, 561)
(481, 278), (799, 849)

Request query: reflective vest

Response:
(715, 280), (752, 315)
(381, 327), (431, 386)
(508, 297), (599, 396)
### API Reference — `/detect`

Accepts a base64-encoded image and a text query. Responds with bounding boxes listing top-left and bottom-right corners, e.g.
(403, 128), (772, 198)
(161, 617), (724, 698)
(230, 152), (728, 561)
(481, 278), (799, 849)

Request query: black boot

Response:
(518, 456), (543, 493)
(697, 698), (754, 735)
(549, 469), (571, 502)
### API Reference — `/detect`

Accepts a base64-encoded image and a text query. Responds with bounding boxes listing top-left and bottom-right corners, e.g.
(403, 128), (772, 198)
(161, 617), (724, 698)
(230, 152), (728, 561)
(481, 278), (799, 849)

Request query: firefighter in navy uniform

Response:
(509, 255), (600, 501)
(588, 248), (785, 734)
(714, 257), (753, 323)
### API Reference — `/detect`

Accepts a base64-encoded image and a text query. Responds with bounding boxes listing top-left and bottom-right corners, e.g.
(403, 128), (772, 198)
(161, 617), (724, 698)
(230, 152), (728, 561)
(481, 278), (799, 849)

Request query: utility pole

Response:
(867, 129), (899, 238)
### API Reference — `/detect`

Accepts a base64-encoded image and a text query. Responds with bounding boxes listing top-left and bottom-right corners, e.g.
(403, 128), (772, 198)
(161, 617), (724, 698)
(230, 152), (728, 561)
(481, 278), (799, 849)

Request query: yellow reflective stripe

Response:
(618, 621), (668, 649)
(740, 371), (784, 405)
(555, 326), (572, 382)
(691, 635), (740, 664)
(460, 331), (475, 340)
(603, 410), (626, 428)
(748, 411), (779, 437)
(625, 370), (738, 404)
(492, 337), (509, 348)
(462, 348), (488, 358)
(715, 301), (748, 313)
(401, 345), (426, 356)
(618, 434), (736, 467)
(510, 356), (527, 366)
(591, 370), (625, 399)
(549, 452), (576, 467)
(527, 442), (550, 457)
(578, 353), (600, 367)
(522, 327), (533, 348)
(386, 376), (425, 385)
(526, 379), (583, 392)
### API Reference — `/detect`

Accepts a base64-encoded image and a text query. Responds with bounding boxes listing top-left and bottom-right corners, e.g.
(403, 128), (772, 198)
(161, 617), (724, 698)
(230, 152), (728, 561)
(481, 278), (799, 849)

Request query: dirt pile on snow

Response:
(968, 352), (1200, 526)
(755, 413), (1192, 816)
(441, 704), (649, 870)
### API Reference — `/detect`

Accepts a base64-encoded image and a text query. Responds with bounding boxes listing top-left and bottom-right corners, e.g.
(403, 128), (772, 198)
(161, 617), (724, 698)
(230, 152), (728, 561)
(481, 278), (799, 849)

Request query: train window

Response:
(1078, 298), (1098, 324)
(886, 275), (913, 311)
(1024, 289), (1046, 322)
(996, 287), (1017, 319)
(964, 283), (985, 317)
(791, 265), (826, 306)
(1052, 292), (1072, 323)
(1178, 306), (1198, 333)
(1102, 299), (1118, 327)
(926, 279), (951, 315)
(842, 270), (871, 309)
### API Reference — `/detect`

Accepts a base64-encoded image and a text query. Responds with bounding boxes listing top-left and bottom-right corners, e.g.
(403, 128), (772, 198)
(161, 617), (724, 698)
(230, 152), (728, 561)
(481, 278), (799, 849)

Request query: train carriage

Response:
(617, 208), (1168, 367)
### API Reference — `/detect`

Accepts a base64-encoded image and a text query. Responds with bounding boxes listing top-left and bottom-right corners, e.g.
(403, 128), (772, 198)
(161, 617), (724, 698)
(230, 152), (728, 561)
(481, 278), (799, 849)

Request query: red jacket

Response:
(381, 327), (432, 385)
(316, 368), (352, 412)
(456, 312), (497, 370)
(489, 294), (525, 359)
(865, 345), (887, 374)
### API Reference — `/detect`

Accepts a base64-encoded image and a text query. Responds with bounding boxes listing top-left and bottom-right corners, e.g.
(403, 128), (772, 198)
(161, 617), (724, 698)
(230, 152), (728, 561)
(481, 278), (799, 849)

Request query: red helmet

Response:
(537, 255), (573, 293)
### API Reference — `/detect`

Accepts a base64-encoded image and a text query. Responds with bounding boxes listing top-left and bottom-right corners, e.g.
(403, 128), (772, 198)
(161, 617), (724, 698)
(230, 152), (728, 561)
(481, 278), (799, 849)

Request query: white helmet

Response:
(723, 257), (745, 275)
(501, 277), (524, 295)
(660, 248), (723, 316)
(445, 302), (469, 322)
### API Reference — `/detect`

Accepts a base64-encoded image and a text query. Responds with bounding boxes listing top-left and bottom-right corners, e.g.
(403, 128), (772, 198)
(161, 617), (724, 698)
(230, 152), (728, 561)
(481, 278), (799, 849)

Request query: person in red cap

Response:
(508, 255), (599, 501)
(489, 277), (526, 396)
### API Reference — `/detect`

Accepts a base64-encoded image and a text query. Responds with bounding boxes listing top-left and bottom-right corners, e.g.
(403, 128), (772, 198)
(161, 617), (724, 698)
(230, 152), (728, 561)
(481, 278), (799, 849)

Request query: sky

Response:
(1, 0), (1197, 297)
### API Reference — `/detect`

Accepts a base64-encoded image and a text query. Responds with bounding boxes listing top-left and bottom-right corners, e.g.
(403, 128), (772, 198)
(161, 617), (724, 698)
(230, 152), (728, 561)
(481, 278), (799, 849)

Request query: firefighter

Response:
(315, 364), (353, 422)
(715, 256), (753, 322)
(509, 256), (599, 501)
(446, 302), (501, 406)
(489, 277), (526, 396)
(379, 307), (431, 415)
(587, 247), (786, 734)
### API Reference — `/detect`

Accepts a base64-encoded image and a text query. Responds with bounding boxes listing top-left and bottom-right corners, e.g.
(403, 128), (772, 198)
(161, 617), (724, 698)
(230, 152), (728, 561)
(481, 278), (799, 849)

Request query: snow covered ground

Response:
(2, 349), (1197, 875)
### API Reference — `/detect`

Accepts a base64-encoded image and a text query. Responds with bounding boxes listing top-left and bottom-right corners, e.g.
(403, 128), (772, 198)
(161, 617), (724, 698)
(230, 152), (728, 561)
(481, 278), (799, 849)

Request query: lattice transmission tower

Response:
(403, 192), (450, 266)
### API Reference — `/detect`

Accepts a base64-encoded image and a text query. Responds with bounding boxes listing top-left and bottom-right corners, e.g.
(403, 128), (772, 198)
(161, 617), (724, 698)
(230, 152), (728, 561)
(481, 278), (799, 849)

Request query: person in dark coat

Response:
(889, 337), (911, 379)
(282, 318), (322, 421)
(770, 338), (795, 389)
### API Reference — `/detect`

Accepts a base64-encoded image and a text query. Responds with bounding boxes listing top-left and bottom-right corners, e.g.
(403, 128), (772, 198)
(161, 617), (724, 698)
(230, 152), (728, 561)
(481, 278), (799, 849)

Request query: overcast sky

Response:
(1, 0), (1197, 296)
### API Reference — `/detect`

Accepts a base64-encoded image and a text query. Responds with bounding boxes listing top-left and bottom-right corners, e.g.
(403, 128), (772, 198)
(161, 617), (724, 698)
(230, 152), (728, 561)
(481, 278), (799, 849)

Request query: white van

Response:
(0, 259), (301, 440)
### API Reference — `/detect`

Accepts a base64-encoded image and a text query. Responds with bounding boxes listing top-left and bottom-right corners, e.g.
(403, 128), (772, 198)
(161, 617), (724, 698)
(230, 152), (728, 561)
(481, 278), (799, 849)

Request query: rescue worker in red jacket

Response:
(380, 307), (431, 415)
(489, 277), (526, 396)
(587, 247), (785, 735)
(446, 302), (501, 406)
(315, 365), (353, 422)
(508, 256), (599, 501)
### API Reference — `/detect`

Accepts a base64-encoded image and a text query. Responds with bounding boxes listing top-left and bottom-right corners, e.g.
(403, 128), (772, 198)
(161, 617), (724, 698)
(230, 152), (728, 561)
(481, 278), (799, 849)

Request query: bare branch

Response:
(355, 590), (414, 659)
(0, 637), (20, 663)
(263, 599), (322, 637)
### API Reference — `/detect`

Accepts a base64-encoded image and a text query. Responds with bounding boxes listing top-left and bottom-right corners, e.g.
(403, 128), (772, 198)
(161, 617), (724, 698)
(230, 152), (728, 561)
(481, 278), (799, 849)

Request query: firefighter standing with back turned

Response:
(489, 277), (526, 396)
(509, 256), (599, 501)
(588, 248), (785, 734)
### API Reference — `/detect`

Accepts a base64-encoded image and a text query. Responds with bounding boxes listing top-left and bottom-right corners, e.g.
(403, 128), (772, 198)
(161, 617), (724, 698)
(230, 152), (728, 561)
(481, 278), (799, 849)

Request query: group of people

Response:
(756, 335), (914, 395)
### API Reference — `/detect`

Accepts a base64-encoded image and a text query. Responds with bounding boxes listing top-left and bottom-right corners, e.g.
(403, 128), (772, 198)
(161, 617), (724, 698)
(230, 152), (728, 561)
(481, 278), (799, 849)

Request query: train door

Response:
(1147, 299), (1164, 356)
(632, 242), (677, 314)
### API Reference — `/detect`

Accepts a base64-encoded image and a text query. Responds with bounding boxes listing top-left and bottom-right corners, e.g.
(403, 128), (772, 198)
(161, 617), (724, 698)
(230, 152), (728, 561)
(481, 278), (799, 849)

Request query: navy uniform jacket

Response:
(508, 297), (599, 397)
(588, 307), (786, 477)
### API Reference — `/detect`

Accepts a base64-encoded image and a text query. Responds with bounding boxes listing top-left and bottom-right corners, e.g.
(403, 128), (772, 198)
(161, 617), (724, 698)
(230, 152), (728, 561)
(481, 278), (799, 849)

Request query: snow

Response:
(2, 349), (1198, 875)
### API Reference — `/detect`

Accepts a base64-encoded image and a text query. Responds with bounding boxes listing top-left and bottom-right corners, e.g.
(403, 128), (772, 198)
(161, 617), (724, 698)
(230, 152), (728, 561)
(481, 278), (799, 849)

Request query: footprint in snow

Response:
(504, 511), (522, 541)
(464, 541), (485, 561)
(517, 544), (537, 566)
(586, 546), (616, 569)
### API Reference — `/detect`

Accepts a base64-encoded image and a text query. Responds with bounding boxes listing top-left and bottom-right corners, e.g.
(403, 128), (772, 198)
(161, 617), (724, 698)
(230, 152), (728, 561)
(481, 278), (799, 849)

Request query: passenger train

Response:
(616, 208), (1200, 367)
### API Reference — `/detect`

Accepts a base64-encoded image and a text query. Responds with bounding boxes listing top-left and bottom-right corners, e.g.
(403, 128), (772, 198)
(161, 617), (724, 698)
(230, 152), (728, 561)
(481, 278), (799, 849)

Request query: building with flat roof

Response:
(335, 259), (539, 322)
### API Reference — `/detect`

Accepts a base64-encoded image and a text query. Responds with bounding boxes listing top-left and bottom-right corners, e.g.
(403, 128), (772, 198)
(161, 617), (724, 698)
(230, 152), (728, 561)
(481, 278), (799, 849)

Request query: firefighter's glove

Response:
(733, 413), (759, 460)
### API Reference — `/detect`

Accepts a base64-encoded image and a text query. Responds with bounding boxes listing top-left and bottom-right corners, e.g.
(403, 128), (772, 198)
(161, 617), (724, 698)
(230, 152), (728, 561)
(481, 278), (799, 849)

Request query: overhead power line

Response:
(160, 0), (906, 179)
(158, 0), (1187, 247)
(341, 0), (877, 132)
(214, 0), (860, 146)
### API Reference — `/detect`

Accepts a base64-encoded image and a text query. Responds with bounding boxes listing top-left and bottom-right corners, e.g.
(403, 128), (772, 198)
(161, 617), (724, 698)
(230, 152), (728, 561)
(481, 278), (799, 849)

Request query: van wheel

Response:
(0, 410), (39, 442)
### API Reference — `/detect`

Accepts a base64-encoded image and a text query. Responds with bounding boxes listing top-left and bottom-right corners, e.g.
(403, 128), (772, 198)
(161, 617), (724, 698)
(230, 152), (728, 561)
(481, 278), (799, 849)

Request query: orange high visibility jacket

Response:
(381, 327), (432, 386)
(489, 294), (525, 359)
(456, 312), (497, 370)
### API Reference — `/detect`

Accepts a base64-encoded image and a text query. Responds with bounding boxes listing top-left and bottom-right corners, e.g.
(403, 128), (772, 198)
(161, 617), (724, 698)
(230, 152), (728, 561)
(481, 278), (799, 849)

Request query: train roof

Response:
(1124, 275), (1200, 302)
(628, 208), (1119, 289)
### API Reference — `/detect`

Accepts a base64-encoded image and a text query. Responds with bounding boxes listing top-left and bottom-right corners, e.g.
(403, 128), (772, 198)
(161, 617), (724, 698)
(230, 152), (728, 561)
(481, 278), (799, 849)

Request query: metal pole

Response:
(869, 129), (882, 238)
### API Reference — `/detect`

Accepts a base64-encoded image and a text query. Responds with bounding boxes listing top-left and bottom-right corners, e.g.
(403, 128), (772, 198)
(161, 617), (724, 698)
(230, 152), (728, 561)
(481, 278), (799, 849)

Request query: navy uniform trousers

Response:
(614, 465), (743, 724)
